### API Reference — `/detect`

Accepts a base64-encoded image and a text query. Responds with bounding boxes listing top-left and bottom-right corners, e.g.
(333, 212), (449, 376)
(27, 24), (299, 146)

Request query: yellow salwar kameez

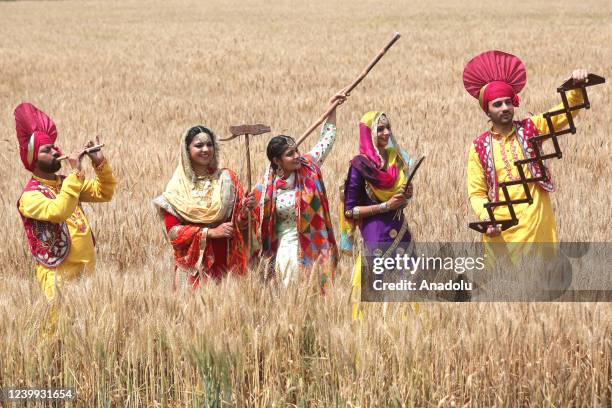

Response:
(18, 161), (116, 300)
(468, 90), (583, 262)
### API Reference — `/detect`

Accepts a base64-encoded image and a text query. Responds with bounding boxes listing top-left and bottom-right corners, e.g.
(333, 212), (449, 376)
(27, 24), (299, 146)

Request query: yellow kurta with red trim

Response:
(18, 161), (116, 300)
(467, 89), (584, 244)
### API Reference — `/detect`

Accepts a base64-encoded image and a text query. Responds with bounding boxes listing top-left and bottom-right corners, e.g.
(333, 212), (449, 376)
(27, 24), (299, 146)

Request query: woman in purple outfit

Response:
(340, 111), (414, 319)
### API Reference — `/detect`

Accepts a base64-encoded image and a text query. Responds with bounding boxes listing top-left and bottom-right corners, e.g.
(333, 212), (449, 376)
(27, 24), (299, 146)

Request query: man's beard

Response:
(37, 159), (61, 173)
(491, 113), (513, 126)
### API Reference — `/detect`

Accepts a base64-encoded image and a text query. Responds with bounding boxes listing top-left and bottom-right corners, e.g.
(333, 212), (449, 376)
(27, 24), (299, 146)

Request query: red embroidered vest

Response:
(473, 118), (555, 202)
(17, 177), (71, 268)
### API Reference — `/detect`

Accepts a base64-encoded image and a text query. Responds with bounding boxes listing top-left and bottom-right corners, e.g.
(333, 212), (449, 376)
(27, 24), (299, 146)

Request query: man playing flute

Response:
(15, 102), (117, 300)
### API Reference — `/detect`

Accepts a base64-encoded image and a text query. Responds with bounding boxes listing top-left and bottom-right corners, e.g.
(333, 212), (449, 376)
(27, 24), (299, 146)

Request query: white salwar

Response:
(274, 173), (300, 286)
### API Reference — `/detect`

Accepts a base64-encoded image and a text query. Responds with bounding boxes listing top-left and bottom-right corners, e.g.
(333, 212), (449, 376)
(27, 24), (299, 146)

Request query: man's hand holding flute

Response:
(60, 135), (105, 171)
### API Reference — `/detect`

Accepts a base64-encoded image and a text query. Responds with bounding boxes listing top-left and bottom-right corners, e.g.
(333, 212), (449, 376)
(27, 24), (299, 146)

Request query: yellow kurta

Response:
(467, 89), (584, 246)
(19, 161), (117, 300)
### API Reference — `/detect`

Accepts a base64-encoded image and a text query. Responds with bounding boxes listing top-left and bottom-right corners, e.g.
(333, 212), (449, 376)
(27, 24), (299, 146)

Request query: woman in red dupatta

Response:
(153, 125), (254, 289)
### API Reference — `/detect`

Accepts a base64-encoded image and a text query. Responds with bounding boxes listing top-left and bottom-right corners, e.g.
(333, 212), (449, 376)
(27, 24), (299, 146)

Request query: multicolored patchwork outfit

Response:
(251, 123), (339, 288)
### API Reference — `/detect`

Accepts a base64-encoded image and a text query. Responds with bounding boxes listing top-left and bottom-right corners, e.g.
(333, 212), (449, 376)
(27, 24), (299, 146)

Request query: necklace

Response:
(192, 174), (216, 204)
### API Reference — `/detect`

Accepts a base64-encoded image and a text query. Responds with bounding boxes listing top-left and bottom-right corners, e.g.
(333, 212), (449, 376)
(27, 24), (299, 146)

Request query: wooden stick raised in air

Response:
(295, 32), (401, 147)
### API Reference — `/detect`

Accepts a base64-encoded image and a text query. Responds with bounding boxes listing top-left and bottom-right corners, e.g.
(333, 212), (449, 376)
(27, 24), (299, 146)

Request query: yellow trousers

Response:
(36, 261), (93, 301)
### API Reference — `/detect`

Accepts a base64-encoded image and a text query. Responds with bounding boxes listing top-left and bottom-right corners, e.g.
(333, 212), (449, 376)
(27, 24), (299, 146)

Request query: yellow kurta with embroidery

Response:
(18, 161), (117, 300)
(467, 89), (584, 245)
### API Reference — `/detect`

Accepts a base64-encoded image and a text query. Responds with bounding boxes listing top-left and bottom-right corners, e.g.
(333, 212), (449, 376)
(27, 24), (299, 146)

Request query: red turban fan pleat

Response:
(14, 102), (58, 171)
(462, 50), (526, 112)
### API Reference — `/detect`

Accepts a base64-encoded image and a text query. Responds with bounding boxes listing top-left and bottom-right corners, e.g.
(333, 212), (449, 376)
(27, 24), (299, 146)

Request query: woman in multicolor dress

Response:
(340, 111), (414, 319)
(251, 93), (346, 288)
(153, 125), (254, 289)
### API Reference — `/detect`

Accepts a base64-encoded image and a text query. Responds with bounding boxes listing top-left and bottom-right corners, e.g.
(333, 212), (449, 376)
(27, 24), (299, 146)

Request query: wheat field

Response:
(0, 0), (611, 406)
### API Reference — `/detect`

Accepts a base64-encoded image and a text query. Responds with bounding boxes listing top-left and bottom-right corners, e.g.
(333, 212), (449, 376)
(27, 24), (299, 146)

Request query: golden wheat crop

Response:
(0, 0), (610, 406)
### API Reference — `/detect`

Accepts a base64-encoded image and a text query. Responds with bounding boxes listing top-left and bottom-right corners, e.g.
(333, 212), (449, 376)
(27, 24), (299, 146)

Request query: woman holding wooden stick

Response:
(250, 93), (346, 289)
(247, 33), (400, 289)
(153, 125), (255, 289)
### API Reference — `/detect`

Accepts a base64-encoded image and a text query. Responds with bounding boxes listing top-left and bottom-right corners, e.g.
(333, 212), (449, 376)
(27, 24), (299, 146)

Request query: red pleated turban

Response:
(462, 50), (526, 113)
(14, 103), (59, 171)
